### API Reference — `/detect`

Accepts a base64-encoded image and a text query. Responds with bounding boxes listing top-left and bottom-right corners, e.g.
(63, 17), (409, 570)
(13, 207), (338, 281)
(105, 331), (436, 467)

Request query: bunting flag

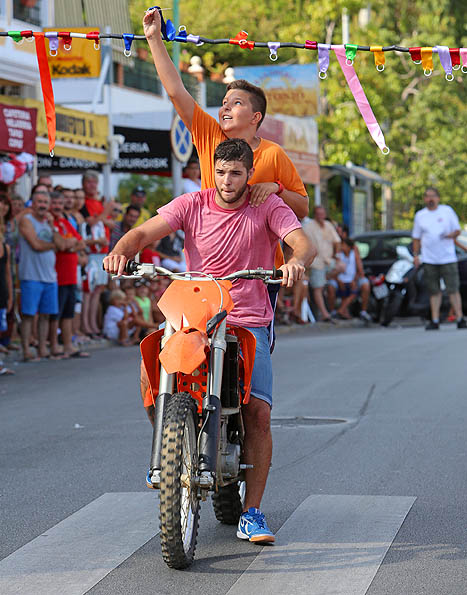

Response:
(33, 32), (56, 156)
(1, 22), (465, 156)
(334, 46), (389, 154)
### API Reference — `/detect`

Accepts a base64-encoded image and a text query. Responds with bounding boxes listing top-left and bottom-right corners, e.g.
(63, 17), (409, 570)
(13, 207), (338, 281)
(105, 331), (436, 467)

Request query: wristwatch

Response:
(275, 180), (284, 195)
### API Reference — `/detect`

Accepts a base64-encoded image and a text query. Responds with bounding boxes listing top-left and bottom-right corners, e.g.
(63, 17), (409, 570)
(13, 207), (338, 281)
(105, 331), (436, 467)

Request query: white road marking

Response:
(227, 494), (416, 595)
(0, 492), (159, 595)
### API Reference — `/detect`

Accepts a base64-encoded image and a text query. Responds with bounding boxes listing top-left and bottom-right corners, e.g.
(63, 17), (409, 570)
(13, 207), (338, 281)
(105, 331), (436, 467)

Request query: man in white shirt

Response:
(412, 187), (466, 330)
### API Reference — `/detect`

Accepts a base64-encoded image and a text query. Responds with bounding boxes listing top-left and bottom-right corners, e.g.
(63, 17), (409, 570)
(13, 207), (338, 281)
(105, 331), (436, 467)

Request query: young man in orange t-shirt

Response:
(142, 9), (308, 221)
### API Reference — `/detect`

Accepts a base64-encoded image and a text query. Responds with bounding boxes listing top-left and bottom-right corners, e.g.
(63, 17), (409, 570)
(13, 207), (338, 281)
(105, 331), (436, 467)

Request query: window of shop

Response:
(13, 0), (43, 26)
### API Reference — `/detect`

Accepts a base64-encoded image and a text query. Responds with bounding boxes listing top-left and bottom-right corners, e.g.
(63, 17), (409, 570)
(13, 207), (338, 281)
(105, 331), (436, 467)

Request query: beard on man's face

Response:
(214, 181), (248, 204)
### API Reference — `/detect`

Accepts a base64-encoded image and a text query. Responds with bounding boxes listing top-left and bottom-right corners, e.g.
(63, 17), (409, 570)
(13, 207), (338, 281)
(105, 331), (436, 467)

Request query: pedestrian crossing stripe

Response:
(0, 493), (415, 595)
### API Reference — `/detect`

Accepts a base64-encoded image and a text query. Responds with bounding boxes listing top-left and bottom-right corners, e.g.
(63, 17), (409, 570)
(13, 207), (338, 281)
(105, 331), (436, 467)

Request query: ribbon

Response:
(149, 6), (176, 41)
(123, 33), (134, 56)
(173, 28), (188, 43)
(345, 43), (358, 64)
(305, 40), (317, 50)
(461, 48), (467, 73)
(318, 43), (330, 78)
(86, 30), (100, 50)
(8, 31), (23, 43)
(268, 41), (280, 61)
(334, 46), (389, 154)
(34, 33), (56, 156)
(434, 45), (453, 80)
(370, 45), (385, 71)
(229, 31), (254, 50)
(449, 48), (460, 69)
(186, 34), (201, 45)
(421, 47), (433, 75)
(409, 47), (422, 63)
(21, 30), (34, 42)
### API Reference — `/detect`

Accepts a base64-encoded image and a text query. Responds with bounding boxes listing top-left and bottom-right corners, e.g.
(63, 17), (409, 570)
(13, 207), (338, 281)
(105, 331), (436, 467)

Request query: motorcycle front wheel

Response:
(159, 392), (199, 569)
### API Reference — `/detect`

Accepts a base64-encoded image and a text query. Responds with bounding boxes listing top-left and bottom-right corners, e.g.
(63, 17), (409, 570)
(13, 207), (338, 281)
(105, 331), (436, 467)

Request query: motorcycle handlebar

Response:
(115, 260), (284, 283)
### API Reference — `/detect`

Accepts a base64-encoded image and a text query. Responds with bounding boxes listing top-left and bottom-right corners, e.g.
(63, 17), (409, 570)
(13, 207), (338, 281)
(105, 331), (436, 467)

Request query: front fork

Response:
(148, 322), (175, 485)
(148, 320), (227, 487)
(198, 319), (227, 478)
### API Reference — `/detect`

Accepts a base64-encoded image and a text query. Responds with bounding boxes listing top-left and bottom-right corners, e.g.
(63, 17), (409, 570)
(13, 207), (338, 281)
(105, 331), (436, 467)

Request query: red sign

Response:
(0, 104), (37, 154)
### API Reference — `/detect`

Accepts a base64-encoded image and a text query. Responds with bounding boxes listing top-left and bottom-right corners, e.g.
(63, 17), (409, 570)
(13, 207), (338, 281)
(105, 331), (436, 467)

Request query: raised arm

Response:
(104, 214), (173, 276)
(143, 8), (195, 130)
(280, 228), (317, 288)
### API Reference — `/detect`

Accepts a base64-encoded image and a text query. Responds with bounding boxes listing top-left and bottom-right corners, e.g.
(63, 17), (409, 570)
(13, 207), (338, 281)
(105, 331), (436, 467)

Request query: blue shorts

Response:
(20, 280), (59, 316)
(245, 326), (273, 408)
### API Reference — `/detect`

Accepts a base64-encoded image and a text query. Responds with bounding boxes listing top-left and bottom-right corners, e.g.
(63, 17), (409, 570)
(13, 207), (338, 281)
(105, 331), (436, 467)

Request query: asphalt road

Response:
(1, 323), (467, 594)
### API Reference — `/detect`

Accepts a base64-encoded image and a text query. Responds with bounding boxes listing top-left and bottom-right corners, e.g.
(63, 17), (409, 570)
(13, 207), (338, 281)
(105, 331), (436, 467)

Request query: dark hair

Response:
(0, 194), (12, 222)
(31, 183), (49, 197)
(226, 79), (267, 129)
(213, 138), (254, 171)
(424, 186), (440, 198)
(126, 204), (141, 215)
(343, 238), (354, 248)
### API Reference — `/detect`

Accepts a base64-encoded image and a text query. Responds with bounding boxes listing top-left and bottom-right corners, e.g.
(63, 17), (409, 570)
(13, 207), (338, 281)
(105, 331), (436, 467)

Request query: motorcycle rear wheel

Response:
(212, 480), (245, 525)
(159, 392), (199, 569)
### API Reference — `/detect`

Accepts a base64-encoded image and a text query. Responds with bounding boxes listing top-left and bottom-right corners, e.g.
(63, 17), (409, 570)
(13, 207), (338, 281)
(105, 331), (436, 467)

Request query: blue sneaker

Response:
(237, 507), (275, 543)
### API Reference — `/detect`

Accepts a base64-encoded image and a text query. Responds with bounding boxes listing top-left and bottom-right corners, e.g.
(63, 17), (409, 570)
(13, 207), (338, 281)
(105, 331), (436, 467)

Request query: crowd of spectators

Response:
(0, 170), (189, 374)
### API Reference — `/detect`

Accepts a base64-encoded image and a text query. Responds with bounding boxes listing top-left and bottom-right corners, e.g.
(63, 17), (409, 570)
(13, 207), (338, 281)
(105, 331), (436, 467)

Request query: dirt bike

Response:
(119, 261), (282, 569)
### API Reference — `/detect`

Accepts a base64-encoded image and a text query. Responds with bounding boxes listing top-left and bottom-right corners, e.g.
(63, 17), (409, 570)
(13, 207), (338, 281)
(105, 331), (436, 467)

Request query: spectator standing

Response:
(412, 187), (466, 330)
(80, 171), (112, 336)
(0, 196), (14, 360)
(303, 206), (341, 321)
(120, 186), (151, 227)
(109, 205), (141, 252)
(157, 231), (186, 272)
(48, 191), (89, 358)
(62, 188), (77, 230)
(37, 175), (53, 193)
(18, 189), (65, 361)
(182, 158), (201, 194)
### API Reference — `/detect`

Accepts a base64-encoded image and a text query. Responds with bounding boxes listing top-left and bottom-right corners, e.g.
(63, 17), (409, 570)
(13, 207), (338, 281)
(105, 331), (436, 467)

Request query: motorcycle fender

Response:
(140, 329), (165, 408)
(159, 328), (209, 375)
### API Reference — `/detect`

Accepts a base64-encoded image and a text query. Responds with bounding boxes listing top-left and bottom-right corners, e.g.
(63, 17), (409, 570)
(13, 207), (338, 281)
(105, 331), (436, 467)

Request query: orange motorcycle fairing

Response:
(159, 328), (208, 374)
(140, 328), (165, 409)
(157, 279), (234, 331)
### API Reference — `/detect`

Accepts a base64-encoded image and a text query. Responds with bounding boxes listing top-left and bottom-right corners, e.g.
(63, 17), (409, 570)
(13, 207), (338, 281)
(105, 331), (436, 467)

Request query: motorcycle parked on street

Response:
(120, 261), (282, 569)
(380, 245), (429, 326)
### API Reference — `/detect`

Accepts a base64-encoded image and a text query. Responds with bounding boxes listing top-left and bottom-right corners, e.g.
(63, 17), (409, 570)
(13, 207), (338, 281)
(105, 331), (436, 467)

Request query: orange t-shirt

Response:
(192, 104), (307, 266)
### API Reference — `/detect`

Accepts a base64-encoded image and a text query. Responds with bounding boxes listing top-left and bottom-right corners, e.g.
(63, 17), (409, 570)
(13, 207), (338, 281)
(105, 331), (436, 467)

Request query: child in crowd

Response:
(103, 289), (132, 345)
(134, 280), (158, 337)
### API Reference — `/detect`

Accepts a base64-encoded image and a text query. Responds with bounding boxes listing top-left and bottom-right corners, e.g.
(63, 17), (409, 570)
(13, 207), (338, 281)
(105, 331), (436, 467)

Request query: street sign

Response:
(170, 115), (192, 163)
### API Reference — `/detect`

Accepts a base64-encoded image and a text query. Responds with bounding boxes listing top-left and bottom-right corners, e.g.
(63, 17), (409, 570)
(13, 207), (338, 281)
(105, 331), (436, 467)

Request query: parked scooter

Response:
(379, 245), (435, 326)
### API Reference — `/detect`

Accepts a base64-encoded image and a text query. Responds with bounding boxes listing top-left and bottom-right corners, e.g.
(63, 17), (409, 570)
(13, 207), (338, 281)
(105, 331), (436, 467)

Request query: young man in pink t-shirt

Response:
(104, 139), (315, 543)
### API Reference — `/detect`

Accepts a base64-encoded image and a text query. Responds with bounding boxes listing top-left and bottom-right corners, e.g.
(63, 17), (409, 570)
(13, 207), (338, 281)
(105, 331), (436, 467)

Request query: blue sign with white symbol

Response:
(170, 115), (193, 163)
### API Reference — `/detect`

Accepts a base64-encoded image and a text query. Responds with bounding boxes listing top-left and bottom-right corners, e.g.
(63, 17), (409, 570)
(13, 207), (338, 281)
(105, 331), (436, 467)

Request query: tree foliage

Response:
(129, 1), (467, 227)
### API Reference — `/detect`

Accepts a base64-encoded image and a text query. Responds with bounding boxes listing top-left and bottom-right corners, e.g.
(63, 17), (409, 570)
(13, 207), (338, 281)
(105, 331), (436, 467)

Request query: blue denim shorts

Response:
(245, 326), (273, 408)
(20, 280), (59, 316)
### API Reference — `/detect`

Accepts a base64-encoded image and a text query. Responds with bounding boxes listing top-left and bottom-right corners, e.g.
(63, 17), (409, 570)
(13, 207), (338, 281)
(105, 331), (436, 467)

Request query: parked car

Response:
(353, 230), (467, 315)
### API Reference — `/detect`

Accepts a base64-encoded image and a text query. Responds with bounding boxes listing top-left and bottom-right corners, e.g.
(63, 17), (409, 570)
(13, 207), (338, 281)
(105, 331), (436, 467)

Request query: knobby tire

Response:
(159, 392), (199, 569)
(212, 481), (244, 525)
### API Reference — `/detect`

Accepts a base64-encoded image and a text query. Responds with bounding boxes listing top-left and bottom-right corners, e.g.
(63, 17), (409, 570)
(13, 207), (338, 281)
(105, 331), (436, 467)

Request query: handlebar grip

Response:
(272, 267), (283, 279)
(125, 260), (139, 274)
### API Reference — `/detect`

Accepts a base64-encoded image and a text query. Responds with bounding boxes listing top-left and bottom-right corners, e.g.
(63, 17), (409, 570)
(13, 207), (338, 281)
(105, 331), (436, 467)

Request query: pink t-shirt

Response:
(158, 188), (301, 327)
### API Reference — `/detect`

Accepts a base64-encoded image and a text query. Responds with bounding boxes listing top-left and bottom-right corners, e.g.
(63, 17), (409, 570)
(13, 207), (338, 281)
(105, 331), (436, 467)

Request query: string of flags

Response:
(1, 7), (466, 158)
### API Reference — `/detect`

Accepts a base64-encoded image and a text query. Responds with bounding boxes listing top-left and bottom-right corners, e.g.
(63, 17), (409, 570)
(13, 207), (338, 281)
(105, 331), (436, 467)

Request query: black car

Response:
(353, 230), (467, 312)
